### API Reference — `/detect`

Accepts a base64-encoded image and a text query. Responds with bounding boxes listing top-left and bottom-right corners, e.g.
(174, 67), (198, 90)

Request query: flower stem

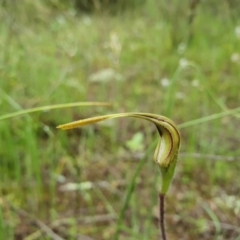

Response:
(159, 193), (167, 240)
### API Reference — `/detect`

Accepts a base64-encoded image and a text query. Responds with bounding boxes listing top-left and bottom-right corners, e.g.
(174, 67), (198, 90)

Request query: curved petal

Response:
(57, 112), (181, 194)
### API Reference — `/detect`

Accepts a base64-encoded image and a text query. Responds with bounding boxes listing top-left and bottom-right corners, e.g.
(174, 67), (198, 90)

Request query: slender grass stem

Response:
(113, 143), (156, 240)
(159, 193), (167, 240)
(0, 102), (110, 121)
(113, 158), (146, 240)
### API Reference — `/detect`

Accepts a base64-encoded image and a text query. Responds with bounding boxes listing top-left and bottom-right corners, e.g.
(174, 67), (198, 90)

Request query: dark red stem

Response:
(159, 193), (167, 240)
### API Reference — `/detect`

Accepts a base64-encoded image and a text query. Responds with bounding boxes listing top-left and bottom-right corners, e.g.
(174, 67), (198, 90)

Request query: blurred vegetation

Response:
(1, 0), (240, 239)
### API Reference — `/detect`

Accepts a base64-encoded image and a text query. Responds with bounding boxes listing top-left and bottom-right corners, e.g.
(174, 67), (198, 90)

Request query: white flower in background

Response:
(155, 22), (163, 30)
(231, 53), (240, 62)
(235, 26), (240, 39)
(191, 79), (200, 87)
(82, 16), (92, 25)
(68, 9), (77, 17)
(56, 15), (66, 25)
(175, 92), (185, 99)
(110, 32), (122, 56)
(215, 194), (240, 215)
(88, 68), (124, 83)
(179, 58), (189, 68)
(160, 78), (170, 87)
(178, 42), (186, 54)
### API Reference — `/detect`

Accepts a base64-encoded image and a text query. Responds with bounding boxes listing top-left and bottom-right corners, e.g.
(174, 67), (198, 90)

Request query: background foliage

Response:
(1, 0), (240, 239)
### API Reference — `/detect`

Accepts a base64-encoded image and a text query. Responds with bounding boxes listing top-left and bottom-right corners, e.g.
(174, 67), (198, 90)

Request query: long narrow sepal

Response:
(57, 112), (181, 194)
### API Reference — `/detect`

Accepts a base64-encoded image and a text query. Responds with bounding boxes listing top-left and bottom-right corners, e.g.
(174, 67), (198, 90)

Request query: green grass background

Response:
(1, 0), (240, 239)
